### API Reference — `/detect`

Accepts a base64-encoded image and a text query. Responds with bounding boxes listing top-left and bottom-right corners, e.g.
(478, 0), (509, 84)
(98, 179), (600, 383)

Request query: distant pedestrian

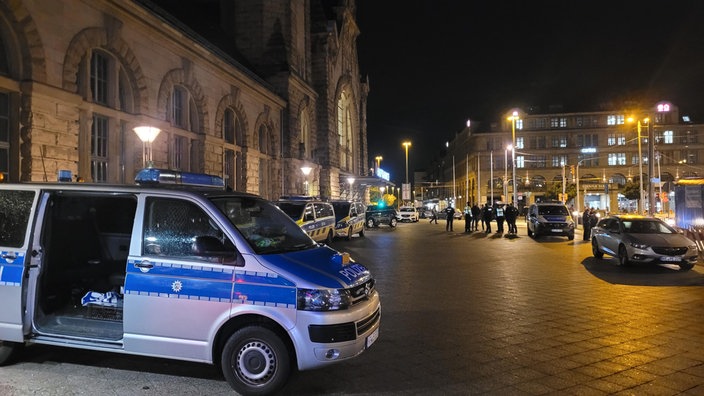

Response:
(505, 202), (519, 234)
(445, 206), (456, 231)
(582, 208), (592, 241)
(482, 203), (494, 233)
(430, 208), (438, 224)
(471, 203), (481, 231)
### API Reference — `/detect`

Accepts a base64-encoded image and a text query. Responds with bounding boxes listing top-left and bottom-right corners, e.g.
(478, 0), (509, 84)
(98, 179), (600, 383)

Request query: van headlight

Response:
(297, 288), (351, 311)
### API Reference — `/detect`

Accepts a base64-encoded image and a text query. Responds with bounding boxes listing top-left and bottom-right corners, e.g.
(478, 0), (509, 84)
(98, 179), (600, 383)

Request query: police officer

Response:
(471, 203), (481, 231)
(464, 202), (472, 232)
(495, 203), (505, 233)
(482, 203), (493, 233)
(504, 202), (519, 234)
(445, 206), (456, 231)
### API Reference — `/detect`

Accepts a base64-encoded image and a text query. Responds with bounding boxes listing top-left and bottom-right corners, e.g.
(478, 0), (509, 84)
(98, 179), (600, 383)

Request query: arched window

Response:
(170, 85), (199, 132)
(223, 107), (246, 191)
(75, 48), (136, 183)
(337, 90), (353, 171)
(300, 109), (310, 159)
(0, 35), (8, 75)
(259, 125), (269, 155)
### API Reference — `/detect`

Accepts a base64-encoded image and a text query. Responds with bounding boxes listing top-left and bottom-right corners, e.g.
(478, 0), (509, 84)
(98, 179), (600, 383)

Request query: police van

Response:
(331, 200), (366, 240)
(274, 197), (336, 244)
(0, 169), (380, 395)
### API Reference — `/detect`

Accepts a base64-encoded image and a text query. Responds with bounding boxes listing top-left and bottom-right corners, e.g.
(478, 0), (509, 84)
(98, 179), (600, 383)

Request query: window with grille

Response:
(172, 134), (188, 170)
(91, 114), (109, 182)
(91, 52), (109, 105)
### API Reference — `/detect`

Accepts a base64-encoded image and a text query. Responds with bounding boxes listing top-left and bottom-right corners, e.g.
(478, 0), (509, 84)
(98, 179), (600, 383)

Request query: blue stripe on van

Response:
(0, 252), (24, 286)
(233, 269), (297, 308)
(125, 260), (234, 302)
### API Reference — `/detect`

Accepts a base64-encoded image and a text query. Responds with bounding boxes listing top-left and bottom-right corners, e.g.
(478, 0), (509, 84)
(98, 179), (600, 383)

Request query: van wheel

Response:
(346, 227), (353, 241)
(325, 230), (333, 244)
(390, 218), (397, 227)
(221, 326), (291, 396)
(366, 218), (376, 228)
(0, 341), (19, 366)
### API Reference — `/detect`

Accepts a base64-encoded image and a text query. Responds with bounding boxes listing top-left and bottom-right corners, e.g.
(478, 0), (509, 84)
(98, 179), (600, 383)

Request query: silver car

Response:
(591, 215), (698, 271)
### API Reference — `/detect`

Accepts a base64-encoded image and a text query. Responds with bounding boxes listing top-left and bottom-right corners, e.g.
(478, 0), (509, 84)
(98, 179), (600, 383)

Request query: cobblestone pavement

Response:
(1, 219), (703, 395)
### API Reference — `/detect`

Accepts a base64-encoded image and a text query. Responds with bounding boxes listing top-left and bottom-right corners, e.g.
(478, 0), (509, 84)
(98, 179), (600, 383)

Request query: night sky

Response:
(356, 1), (704, 185)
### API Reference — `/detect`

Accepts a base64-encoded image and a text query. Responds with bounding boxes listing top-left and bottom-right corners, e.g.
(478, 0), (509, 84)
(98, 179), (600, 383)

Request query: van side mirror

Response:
(192, 236), (242, 265)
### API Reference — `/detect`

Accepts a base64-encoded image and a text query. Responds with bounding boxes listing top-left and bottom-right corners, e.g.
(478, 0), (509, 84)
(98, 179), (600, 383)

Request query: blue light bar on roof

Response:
(135, 168), (225, 188)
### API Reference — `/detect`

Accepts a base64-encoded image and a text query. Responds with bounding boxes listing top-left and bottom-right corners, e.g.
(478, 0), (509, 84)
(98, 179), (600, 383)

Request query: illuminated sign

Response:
(657, 102), (671, 112)
(376, 167), (390, 181)
(580, 147), (597, 153)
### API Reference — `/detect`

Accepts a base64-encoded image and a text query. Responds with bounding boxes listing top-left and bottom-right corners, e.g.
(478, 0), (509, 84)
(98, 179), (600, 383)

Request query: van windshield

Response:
(331, 202), (351, 221)
(275, 202), (305, 220)
(211, 197), (315, 254)
(538, 205), (569, 216)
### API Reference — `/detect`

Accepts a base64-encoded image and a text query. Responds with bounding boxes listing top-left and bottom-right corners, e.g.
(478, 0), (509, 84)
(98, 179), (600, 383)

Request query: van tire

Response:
(0, 341), (19, 366)
(359, 227), (365, 237)
(346, 227), (353, 241)
(325, 230), (334, 245)
(221, 326), (291, 396)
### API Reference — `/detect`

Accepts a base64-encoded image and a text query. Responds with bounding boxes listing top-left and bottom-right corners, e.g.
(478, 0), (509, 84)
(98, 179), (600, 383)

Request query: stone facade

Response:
(0, 0), (368, 201)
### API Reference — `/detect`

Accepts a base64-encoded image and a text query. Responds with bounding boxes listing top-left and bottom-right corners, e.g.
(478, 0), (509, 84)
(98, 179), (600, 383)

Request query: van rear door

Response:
(0, 188), (38, 342)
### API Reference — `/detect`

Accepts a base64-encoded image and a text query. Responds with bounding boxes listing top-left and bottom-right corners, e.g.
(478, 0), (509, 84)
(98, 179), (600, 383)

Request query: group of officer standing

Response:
(436, 202), (520, 234)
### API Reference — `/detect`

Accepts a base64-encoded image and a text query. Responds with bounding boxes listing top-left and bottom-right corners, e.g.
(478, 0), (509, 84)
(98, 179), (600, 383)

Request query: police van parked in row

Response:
(0, 169), (380, 395)
(274, 196), (336, 245)
(331, 200), (366, 240)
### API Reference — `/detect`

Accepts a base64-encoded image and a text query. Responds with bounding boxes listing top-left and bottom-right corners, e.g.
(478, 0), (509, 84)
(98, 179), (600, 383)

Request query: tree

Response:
(621, 180), (641, 200)
(545, 182), (576, 202)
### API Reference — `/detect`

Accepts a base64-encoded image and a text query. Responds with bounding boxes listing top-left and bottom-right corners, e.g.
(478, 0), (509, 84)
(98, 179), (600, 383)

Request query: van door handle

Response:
(134, 261), (154, 269)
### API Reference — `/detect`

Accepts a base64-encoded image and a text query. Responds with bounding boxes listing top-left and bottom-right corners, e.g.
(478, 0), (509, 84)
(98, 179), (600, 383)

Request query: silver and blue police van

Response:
(0, 169), (380, 395)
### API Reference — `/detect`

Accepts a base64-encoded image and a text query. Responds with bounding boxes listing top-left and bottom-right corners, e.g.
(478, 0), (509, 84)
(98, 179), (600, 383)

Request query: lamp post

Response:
(507, 111), (520, 206)
(301, 166), (312, 195)
(133, 126), (161, 168)
(504, 147), (509, 201)
(375, 156), (383, 172)
(627, 118), (647, 214)
(402, 141), (411, 204)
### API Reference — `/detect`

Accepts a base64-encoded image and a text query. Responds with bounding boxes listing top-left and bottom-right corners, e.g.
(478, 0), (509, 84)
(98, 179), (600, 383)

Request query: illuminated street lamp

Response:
(301, 166), (312, 195)
(347, 176), (355, 199)
(627, 117), (648, 214)
(375, 156), (383, 172)
(133, 126), (161, 168)
(402, 141), (411, 205)
(402, 141), (411, 184)
(507, 111), (520, 206)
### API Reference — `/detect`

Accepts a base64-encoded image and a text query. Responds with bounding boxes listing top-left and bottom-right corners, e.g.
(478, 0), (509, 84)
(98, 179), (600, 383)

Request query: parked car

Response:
(331, 200), (366, 240)
(365, 204), (398, 228)
(591, 215), (698, 271)
(398, 206), (419, 222)
(526, 201), (575, 240)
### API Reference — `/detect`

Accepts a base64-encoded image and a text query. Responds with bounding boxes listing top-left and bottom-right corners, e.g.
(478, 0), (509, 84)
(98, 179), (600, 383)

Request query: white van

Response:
(0, 169), (380, 395)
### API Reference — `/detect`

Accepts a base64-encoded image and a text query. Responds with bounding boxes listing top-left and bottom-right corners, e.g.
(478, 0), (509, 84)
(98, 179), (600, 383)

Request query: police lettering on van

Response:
(0, 169), (380, 396)
(275, 196), (336, 244)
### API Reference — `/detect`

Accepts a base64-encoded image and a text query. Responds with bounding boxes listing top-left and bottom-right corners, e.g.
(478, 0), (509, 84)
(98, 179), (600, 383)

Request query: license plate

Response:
(551, 229), (563, 233)
(366, 327), (379, 348)
(661, 256), (681, 262)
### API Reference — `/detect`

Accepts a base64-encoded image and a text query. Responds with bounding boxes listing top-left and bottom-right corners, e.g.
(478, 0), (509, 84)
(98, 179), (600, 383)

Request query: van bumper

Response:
(291, 292), (381, 371)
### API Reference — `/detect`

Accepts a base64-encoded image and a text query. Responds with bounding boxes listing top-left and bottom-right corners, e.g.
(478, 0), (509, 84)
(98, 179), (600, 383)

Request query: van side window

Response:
(143, 198), (225, 259)
(314, 203), (333, 218)
(0, 190), (35, 248)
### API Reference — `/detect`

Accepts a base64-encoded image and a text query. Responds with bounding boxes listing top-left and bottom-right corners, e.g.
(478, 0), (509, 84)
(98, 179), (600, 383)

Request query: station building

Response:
(0, 0), (371, 201)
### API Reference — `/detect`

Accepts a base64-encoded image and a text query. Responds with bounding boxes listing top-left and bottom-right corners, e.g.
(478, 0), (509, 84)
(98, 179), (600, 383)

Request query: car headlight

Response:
(297, 288), (351, 311)
(690, 244), (698, 251)
(630, 241), (649, 249)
